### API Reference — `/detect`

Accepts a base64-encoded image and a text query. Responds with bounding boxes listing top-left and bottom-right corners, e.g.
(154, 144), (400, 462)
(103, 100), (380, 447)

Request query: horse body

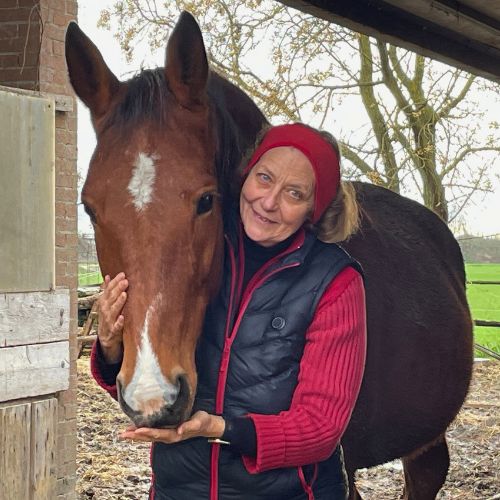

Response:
(66, 12), (472, 498)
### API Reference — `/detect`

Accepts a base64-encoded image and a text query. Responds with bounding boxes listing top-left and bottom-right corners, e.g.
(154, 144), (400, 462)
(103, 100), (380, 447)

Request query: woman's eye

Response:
(196, 193), (214, 215)
(83, 204), (97, 224)
(258, 173), (271, 182)
(289, 190), (303, 200)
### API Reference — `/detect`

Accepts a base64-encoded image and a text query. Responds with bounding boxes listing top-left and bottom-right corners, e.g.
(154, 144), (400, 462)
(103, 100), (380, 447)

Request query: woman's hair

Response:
(239, 123), (361, 244)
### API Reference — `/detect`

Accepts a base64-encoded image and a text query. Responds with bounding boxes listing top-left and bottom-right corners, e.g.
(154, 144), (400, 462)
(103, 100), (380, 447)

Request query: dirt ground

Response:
(77, 357), (499, 499)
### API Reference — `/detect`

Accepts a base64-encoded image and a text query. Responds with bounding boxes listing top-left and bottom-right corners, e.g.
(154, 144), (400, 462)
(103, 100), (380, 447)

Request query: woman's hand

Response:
(98, 272), (128, 364)
(119, 411), (225, 444)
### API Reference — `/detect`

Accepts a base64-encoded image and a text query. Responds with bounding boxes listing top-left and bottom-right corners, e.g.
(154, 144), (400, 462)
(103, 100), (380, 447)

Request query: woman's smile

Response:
(251, 207), (278, 225)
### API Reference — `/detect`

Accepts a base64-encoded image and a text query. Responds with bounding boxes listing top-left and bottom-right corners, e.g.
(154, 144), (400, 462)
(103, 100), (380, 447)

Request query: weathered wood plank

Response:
(0, 88), (55, 293)
(0, 402), (31, 499)
(0, 342), (69, 402)
(0, 289), (70, 347)
(30, 399), (57, 500)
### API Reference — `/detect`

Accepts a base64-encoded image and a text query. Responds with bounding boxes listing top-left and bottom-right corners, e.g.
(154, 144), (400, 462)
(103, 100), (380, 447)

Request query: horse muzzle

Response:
(116, 373), (191, 428)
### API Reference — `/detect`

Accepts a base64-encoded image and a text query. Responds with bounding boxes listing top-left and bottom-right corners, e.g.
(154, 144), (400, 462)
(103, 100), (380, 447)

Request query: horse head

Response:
(66, 12), (225, 428)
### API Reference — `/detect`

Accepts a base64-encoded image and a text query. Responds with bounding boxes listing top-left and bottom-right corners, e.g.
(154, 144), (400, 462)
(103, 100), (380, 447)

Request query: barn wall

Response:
(0, 1), (78, 498)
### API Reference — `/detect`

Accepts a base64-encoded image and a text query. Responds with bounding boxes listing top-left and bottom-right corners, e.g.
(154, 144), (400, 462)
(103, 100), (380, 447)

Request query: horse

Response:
(65, 12), (473, 499)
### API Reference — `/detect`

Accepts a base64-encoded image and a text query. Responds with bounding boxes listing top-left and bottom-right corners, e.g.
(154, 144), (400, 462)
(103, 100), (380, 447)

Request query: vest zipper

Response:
(210, 230), (304, 500)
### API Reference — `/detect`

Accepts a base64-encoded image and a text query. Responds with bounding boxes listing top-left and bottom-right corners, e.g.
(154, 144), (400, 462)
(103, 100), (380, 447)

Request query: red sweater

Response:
(243, 265), (366, 473)
(91, 265), (366, 474)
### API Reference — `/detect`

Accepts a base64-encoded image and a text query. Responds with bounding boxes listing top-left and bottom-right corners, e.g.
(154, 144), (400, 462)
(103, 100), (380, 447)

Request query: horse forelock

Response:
(104, 68), (169, 130)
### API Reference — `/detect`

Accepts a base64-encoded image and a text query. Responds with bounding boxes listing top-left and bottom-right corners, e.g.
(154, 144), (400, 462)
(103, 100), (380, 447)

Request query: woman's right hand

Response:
(98, 272), (128, 364)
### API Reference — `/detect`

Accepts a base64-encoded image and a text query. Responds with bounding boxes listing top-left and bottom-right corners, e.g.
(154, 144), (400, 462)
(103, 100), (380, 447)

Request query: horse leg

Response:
(402, 433), (450, 500)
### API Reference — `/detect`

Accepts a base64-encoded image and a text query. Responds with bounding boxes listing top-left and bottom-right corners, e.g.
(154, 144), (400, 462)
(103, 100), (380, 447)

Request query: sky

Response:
(76, 2), (500, 237)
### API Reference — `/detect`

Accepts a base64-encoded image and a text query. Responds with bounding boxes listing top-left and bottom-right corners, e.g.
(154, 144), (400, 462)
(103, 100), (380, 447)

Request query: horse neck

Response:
(208, 72), (267, 221)
(209, 72), (267, 155)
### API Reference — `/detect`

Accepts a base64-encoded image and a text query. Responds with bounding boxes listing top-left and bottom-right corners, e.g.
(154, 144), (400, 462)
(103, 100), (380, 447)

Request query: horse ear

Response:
(65, 22), (120, 118)
(165, 11), (208, 108)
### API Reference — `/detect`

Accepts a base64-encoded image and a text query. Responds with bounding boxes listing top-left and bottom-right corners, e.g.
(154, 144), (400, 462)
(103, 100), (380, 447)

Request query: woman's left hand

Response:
(119, 411), (225, 444)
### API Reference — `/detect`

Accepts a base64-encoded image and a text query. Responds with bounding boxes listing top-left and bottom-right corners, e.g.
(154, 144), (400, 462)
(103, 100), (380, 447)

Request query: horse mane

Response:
(207, 73), (245, 218)
(105, 68), (169, 129)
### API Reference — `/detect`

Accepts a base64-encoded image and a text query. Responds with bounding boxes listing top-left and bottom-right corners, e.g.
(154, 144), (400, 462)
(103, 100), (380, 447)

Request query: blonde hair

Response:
(240, 123), (361, 243)
(309, 180), (360, 243)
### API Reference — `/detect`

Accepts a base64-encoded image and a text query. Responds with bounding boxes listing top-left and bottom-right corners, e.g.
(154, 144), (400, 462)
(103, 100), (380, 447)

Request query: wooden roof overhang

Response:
(278, 0), (500, 83)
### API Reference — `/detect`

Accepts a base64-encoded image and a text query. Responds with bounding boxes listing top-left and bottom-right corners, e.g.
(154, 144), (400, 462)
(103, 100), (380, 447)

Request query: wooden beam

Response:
(30, 399), (57, 499)
(278, 0), (500, 83)
(0, 403), (31, 499)
(0, 342), (69, 402)
(0, 84), (74, 112)
(0, 289), (70, 347)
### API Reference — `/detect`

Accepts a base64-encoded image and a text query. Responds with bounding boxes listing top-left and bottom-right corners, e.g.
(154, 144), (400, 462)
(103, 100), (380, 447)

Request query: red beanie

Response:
(243, 124), (340, 223)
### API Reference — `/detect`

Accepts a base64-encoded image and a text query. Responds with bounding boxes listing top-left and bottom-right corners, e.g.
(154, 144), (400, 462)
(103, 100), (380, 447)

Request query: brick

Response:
(0, 7), (32, 22)
(56, 247), (76, 262)
(1, 80), (38, 90)
(0, 0), (21, 7)
(0, 23), (19, 40)
(0, 66), (38, 81)
(55, 128), (75, 145)
(0, 54), (19, 68)
(56, 187), (77, 202)
(52, 11), (68, 27)
(55, 201), (75, 217)
(43, 22), (65, 42)
(52, 38), (63, 56)
(66, 1), (77, 16)
(64, 405), (77, 420)
(45, 0), (65, 11)
(56, 173), (76, 188)
(56, 262), (68, 276)
(55, 232), (68, 247)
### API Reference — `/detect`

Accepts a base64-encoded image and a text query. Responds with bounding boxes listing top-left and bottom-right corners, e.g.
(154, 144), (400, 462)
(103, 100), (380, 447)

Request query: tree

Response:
(98, 0), (500, 223)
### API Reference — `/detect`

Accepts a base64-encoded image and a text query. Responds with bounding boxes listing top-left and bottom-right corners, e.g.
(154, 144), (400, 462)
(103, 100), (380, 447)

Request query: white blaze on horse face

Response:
(122, 296), (180, 415)
(127, 152), (158, 210)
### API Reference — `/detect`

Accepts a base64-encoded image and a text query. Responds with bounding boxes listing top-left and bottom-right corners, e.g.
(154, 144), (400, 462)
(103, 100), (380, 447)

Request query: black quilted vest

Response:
(151, 228), (358, 500)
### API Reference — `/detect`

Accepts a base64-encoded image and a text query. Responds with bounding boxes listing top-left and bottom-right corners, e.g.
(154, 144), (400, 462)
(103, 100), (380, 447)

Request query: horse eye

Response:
(196, 193), (214, 215)
(83, 204), (97, 224)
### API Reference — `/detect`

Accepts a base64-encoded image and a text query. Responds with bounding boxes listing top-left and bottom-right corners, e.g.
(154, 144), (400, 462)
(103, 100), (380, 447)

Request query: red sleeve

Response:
(90, 340), (119, 400)
(243, 266), (366, 473)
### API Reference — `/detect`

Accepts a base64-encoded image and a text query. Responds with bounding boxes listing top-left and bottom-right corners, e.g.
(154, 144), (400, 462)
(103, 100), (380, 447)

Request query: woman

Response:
(93, 123), (367, 499)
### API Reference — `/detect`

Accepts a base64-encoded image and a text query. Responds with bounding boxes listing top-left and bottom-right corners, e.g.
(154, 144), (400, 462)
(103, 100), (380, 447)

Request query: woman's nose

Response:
(261, 189), (279, 211)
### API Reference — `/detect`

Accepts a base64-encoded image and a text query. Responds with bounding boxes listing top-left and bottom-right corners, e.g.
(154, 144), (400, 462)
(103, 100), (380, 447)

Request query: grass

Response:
(78, 263), (102, 287)
(465, 263), (500, 357)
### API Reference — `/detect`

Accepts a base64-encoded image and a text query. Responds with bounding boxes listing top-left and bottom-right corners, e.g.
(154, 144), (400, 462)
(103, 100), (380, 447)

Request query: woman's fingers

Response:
(97, 273), (128, 350)
(106, 274), (128, 303)
(113, 315), (125, 333)
(119, 427), (182, 444)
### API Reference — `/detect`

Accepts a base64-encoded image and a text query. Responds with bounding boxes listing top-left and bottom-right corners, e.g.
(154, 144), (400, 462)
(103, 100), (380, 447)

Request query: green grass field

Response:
(78, 263), (102, 286)
(465, 263), (500, 357)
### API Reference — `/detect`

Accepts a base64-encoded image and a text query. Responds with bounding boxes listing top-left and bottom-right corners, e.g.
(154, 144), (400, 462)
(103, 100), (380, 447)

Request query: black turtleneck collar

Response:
(242, 231), (298, 291)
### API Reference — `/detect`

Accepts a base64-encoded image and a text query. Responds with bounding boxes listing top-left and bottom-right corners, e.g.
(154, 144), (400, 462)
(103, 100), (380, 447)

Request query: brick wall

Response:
(0, 0), (41, 89)
(0, 1), (78, 498)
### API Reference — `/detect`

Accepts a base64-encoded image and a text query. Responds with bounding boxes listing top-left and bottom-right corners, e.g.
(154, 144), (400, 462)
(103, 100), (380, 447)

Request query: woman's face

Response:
(240, 146), (315, 247)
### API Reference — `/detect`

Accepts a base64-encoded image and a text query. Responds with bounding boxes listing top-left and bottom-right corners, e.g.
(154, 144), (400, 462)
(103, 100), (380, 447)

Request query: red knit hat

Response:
(243, 123), (340, 223)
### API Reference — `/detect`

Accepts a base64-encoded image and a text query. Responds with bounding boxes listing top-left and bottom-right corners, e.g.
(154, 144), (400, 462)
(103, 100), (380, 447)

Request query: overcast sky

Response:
(76, 2), (500, 237)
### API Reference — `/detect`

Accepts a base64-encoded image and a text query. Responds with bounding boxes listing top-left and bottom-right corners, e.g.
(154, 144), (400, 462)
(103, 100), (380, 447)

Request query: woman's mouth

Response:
(252, 208), (276, 224)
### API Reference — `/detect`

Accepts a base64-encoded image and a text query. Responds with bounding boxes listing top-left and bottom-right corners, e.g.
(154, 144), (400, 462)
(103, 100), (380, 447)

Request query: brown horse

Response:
(66, 12), (473, 499)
